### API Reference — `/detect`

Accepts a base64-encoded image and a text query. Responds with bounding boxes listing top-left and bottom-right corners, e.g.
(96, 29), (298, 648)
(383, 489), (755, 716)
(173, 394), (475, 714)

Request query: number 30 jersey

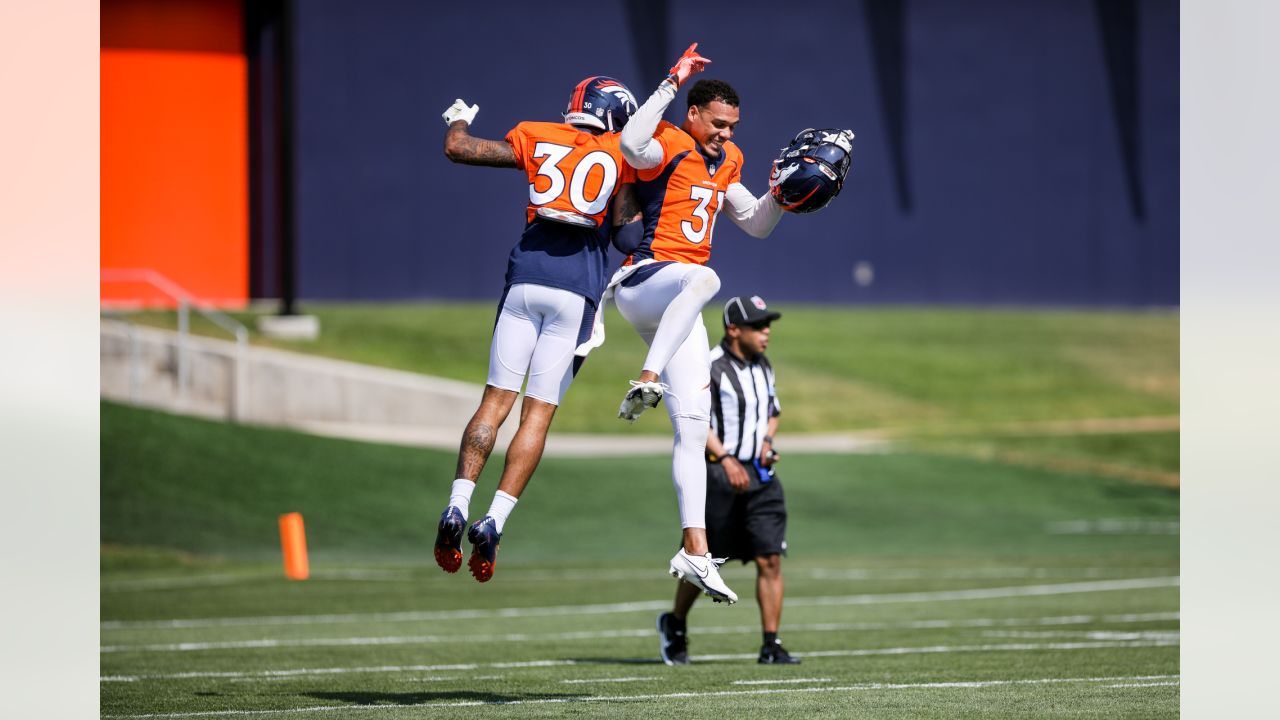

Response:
(628, 120), (743, 266)
(502, 121), (636, 304)
(506, 122), (636, 228)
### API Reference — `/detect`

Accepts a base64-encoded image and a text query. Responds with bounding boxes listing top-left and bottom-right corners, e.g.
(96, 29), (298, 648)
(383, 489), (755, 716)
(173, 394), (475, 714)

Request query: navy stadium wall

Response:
(283, 0), (1178, 306)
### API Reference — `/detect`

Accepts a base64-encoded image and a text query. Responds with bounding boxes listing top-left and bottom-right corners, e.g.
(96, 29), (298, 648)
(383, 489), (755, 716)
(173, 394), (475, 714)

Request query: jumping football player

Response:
(609, 45), (855, 604)
(606, 45), (783, 605)
(433, 77), (640, 583)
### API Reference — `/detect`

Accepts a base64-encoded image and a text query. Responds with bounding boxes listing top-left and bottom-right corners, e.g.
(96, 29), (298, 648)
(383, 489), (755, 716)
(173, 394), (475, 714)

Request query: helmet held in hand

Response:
(769, 128), (854, 214)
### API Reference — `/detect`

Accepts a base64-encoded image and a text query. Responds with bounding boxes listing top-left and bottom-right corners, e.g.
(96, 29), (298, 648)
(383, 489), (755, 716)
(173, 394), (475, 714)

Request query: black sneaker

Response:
(758, 639), (801, 664)
(657, 612), (689, 666)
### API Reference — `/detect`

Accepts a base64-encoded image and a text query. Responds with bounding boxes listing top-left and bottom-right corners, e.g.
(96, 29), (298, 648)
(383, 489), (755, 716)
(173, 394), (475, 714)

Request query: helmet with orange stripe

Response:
(563, 76), (638, 133)
(769, 128), (855, 214)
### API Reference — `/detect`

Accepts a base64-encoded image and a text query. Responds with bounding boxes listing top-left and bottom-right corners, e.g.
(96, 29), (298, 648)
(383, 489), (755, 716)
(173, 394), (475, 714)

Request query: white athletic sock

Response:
(486, 490), (518, 533)
(449, 479), (476, 518)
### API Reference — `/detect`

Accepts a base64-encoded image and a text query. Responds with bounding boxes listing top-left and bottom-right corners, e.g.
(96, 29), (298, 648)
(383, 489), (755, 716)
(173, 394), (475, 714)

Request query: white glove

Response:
(837, 129), (855, 154)
(817, 129), (855, 154)
(442, 98), (479, 126)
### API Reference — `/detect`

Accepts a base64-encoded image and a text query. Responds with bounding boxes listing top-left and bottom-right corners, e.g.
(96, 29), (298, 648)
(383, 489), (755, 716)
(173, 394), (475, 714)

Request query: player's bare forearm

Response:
(611, 184), (641, 225)
(706, 428), (729, 458)
(762, 416), (780, 466)
(443, 121), (517, 168)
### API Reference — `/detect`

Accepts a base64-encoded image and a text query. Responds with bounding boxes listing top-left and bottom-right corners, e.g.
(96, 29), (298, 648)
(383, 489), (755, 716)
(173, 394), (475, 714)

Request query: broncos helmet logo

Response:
(564, 76), (638, 132)
(597, 84), (638, 115)
(769, 162), (800, 188)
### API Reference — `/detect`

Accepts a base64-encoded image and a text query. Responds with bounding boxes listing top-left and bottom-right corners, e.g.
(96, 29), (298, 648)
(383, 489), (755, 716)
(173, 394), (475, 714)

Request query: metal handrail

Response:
(100, 268), (250, 420)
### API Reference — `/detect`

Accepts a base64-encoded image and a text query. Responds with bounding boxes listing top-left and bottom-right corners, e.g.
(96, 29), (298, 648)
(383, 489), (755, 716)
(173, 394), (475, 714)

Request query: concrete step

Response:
(100, 320), (890, 457)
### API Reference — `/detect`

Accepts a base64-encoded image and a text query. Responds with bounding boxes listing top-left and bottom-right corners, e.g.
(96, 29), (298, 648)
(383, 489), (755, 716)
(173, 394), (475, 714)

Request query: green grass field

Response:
(101, 401), (1179, 718)
(116, 303), (1180, 435)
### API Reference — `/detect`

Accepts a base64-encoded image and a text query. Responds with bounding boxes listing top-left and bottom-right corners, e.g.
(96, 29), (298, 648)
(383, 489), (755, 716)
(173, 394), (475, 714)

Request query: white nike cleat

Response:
(618, 380), (666, 423)
(668, 548), (738, 604)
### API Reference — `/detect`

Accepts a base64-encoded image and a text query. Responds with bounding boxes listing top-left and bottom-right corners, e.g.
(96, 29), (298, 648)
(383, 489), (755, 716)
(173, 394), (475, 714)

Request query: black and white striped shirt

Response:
(709, 340), (781, 462)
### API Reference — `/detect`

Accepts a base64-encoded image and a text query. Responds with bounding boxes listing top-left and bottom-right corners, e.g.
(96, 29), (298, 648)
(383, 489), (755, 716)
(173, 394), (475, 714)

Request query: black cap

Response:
(722, 295), (782, 327)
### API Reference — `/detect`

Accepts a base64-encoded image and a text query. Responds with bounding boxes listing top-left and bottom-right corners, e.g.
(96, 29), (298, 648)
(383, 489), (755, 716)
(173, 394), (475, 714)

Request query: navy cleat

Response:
(657, 612), (689, 666)
(758, 639), (801, 664)
(466, 516), (502, 583)
(433, 506), (466, 573)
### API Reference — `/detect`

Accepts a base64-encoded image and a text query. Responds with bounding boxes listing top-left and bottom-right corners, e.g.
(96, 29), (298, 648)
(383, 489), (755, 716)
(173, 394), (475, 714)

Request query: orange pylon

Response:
(279, 512), (309, 580)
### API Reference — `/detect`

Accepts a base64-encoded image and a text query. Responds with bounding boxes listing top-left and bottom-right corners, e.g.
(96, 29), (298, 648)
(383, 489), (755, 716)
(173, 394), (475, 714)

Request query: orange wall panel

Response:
(101, 0), (247, 307)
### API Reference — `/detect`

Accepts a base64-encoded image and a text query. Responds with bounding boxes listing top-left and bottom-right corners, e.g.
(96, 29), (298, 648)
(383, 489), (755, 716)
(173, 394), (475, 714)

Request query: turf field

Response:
(116, 304), (1180, 436)
(101, 402), (1179, 718)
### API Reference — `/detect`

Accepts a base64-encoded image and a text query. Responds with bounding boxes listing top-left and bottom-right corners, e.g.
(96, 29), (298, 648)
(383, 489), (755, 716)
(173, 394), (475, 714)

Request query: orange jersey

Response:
(506, 121), (636, 228)
(629, 120), (743, 265)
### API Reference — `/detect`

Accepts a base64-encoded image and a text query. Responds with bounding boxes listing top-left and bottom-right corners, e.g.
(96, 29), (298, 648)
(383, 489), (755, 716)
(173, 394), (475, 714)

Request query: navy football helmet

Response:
(769, 128), (855, 213)
(563, 76), (638, 133)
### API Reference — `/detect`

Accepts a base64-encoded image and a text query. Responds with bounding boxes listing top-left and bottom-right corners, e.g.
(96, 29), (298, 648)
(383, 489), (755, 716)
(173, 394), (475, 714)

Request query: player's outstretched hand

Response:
(442, 98), (479, 126)
(668, 43), (710, 87)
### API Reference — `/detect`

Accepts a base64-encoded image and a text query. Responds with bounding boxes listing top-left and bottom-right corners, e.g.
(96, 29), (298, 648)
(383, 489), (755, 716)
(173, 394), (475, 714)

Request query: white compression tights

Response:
(614, 263), (721, 529)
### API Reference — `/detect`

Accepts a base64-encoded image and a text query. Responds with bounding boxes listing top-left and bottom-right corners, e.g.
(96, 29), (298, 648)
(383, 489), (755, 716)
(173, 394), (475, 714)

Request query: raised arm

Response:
(620, 43), (710, 170)
(441, 99), (517, 168)
(619, 81), (676, 170)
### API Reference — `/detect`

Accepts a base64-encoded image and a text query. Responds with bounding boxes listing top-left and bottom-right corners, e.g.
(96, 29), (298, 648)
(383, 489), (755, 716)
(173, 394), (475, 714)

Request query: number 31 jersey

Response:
(501, 121), (635, 304)
(628, 120), (743, 266)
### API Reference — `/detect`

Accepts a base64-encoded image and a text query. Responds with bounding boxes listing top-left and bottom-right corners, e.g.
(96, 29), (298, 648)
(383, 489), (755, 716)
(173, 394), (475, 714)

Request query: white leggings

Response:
(614, 263), (721, 529)
(488, 284), (589, 405)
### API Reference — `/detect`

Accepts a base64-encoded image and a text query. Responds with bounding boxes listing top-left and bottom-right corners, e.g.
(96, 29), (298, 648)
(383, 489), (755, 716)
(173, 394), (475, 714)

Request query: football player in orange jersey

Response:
(432, 77), (641, 583)
(608, 45), (792, 604)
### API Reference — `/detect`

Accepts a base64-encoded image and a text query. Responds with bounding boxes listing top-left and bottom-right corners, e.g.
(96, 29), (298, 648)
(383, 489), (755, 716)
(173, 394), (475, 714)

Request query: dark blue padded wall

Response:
(293, 0), (644, 301)
(292, 0), (1178, 305)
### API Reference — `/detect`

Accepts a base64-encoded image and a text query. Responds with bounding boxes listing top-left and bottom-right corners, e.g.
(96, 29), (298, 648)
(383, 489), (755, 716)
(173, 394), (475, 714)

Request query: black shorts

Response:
(703, 460), (788, 563)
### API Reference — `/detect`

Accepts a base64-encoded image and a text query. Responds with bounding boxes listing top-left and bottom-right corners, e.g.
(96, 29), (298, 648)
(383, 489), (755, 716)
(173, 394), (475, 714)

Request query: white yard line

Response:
(100, 612), (1179, 654)
(101, 640), (1178, 683)
(103, 660), (576, 683)
(100, 674), (1180, 718)
(100, 600), (669, 631)
(101, 576), (1178, 631)
(786, 576), (1179, 609)
(732, 678), (834, 685)
(719, 639), (1180, 661)
(101, 565), (1174, 589)
(803, 567), (1171, 580)
(980, 630), (1180, 640)
(103, 569), (413, 592)
(560, 676), (654, 684)
(1046, 519), (1179, 535)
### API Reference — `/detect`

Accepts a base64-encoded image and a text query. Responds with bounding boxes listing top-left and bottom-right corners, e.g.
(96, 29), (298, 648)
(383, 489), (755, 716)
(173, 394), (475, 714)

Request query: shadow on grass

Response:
(570, 655), (754, 666)
(305, 690), (586, 706)
(566, 656), (665, 665)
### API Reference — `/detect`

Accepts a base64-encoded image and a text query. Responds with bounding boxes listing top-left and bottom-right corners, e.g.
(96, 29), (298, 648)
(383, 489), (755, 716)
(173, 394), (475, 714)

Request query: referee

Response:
(657, 295), (799, 665)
